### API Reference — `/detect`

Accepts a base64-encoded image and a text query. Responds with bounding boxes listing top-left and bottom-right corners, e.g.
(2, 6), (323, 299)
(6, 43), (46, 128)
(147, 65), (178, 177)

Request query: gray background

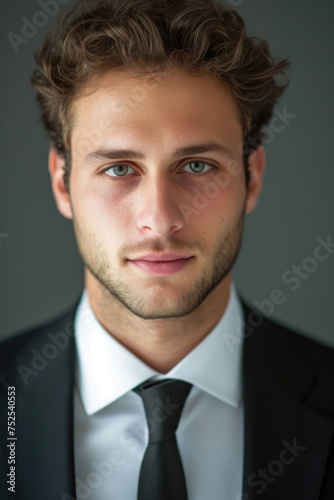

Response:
(0, 0), (333, 344)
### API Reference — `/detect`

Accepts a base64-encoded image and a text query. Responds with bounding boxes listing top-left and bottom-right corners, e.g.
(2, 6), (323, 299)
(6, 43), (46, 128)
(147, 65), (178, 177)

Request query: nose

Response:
(136, 175), (185, 237)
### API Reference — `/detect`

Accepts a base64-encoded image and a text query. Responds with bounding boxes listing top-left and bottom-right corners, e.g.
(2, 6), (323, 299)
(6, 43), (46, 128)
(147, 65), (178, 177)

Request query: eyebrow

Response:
(84, 141), (236, 164)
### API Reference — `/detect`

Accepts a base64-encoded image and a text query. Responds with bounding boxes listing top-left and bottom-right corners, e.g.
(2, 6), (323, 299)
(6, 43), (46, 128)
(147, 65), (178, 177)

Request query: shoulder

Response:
(240, 295), (334, 417)
(0, 295), (81, 372)
(240, 295), (334, 368)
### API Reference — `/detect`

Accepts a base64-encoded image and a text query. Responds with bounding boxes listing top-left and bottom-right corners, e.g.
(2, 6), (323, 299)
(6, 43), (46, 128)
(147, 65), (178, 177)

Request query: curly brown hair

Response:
(31, 0), (290, 192)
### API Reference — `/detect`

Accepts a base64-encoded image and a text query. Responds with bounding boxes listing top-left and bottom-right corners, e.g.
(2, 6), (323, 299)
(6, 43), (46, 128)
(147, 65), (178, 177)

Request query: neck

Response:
(85, 272), (232, 373)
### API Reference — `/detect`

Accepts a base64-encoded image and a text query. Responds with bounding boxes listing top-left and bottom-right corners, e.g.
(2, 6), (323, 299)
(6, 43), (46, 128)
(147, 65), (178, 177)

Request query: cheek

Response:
(186, 173), (245, 221)
(70, 171), (119, 226)
(71, 174), (131, 232)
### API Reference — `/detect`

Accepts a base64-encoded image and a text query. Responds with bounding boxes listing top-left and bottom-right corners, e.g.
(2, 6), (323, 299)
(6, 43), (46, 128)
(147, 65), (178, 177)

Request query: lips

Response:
(128, 253), (194, 276)
(130, 253), (193, 262)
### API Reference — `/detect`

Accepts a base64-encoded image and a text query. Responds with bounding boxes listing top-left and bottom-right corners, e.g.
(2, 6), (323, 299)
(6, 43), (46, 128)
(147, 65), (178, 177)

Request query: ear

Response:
(48, 147), (73, 219)
(245, 145), (266, 214)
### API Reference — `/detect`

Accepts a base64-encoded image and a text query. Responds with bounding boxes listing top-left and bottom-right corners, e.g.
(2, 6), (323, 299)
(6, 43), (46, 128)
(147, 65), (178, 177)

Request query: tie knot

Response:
(133, 378), (192, 444)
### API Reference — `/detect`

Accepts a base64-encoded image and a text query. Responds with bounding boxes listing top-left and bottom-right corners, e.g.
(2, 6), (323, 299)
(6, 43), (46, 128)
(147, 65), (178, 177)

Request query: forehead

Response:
(70, 69), (242, 153)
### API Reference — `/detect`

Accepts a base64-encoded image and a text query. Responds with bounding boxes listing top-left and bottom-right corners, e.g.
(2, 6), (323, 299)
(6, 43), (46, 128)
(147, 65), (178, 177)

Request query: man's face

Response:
(59, 69), (253, 319)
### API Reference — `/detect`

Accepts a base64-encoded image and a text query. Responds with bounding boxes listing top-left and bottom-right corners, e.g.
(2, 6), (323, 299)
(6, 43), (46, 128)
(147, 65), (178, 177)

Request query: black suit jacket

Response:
(0, 294), (334, 499)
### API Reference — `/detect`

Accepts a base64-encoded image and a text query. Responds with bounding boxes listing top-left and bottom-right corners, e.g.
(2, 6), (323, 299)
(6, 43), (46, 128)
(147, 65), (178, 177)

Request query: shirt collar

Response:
(74, 281), (244, 415)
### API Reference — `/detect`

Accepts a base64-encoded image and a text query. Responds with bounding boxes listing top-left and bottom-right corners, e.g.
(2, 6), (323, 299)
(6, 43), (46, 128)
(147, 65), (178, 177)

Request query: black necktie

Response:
(133, 378), (192, 500)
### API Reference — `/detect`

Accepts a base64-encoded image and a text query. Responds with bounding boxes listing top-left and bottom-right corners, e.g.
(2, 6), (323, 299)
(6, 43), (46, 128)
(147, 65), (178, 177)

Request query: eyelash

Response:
(100, 160), (218, 179)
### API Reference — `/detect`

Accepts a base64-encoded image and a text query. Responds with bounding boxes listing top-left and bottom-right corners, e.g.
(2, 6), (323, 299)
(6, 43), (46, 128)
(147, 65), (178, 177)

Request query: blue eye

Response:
(182, 161), (213, 175)
(105, 164), (135, 177)
(102, 160), (216, 179)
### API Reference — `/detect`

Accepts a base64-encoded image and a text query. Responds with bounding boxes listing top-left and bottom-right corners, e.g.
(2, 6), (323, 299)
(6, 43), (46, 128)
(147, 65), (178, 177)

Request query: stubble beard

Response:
(73, 206), (246, 320)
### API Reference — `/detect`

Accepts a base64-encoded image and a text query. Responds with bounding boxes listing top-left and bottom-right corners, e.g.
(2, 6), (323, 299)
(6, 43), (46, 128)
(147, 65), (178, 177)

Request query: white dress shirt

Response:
(73, 281), (244, 500)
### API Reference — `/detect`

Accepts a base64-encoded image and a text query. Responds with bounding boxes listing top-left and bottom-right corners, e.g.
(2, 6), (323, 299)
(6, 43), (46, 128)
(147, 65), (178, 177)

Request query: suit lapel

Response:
(241, 300), (333, 500)
(1, 298), (80, 499)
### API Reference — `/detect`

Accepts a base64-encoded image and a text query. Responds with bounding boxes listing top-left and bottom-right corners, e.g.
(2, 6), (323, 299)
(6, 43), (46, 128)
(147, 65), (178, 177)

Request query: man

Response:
(0, 0), (333, 499)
